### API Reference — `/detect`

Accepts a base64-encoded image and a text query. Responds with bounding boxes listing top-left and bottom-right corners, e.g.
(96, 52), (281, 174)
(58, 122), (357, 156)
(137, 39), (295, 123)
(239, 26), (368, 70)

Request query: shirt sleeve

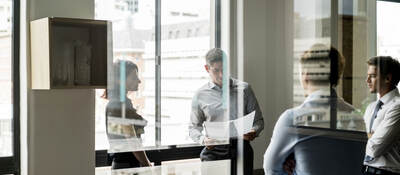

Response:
(245, 85), (264, 136)
(189, 93), (206, 145)
(366, 103), (400, 158)
(264, 110), (296, 175)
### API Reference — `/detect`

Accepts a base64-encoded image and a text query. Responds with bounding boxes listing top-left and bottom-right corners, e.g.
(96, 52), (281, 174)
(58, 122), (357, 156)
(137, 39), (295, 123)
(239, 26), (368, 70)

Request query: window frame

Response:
(0, 0), (21, 174)
(378, 0), (400, 2)
(95, 0), (222, 167)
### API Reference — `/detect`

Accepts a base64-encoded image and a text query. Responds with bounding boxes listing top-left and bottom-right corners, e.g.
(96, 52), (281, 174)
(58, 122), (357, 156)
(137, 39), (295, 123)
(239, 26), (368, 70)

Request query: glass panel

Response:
(95, 0), (156, 152)
(292, 0), (365, 131)
(0, 0), (13, 157)
(377, 1), (400, 91)
(265, 1), (373, 174)
(160, 0), (212, 146)
(293, 0), (331, 107)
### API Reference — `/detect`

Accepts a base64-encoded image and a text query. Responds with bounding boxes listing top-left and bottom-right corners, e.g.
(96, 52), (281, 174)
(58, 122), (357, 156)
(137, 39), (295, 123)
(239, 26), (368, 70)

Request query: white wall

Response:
(243, 0), (293, 170)
(25, 0), (95, 175)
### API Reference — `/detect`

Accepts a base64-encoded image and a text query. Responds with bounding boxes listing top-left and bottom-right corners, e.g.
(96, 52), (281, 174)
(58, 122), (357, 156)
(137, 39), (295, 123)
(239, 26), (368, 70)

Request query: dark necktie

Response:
(365, 100), (384, 162)
(369, 100), (383, 133)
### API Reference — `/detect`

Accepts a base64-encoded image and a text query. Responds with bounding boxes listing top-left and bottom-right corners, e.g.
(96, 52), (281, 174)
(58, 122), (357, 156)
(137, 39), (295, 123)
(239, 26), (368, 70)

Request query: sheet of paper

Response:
(232, 111), (255, 135)
(204, 110), (255, 139)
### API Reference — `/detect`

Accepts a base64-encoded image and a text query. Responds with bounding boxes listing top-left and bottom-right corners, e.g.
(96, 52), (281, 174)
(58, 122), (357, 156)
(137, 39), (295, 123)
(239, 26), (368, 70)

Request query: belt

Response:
(363, 165), (400, 175)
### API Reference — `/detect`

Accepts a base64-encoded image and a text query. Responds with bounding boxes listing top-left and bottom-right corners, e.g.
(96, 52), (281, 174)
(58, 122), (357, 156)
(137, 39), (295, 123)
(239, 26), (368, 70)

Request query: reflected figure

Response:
(362, 56), (400, 175)
(104, 60), (151, 169)
(189, 48), (264, 175)
(264, 44), (365, 175)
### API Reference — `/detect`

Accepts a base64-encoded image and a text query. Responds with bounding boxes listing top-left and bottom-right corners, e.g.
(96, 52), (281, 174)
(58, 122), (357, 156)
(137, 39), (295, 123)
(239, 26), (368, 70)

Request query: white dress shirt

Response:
(363, 88), (400, 173)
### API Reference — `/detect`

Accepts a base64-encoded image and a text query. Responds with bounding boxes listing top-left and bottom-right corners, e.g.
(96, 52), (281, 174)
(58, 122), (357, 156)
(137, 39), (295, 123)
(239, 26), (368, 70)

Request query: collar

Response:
(379, 88), (400, 105)
(304, 88), (335, 102)
(207, 78), (235, 90)
(208, 81), (219, 89)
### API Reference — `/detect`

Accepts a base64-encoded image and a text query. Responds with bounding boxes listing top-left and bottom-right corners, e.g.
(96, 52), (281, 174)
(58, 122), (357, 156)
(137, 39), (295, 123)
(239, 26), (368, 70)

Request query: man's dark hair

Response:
(205, 48), (224, 65)
(367, 56), (400, 87)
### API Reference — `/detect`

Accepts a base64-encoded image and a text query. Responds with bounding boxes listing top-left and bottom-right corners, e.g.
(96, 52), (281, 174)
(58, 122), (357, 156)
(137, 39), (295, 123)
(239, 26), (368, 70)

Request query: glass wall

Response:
(292, 0), (371, 131)
(263, 1), (381, 175)
(160, 0), (211, 146)
(94, 0), (232, 174)
(377, 1), (400, 65)
(92, 0), (400, 174)
(95, 0), (156, 151)
(0, 0), (13, 157)
(0, 0), (18, 174)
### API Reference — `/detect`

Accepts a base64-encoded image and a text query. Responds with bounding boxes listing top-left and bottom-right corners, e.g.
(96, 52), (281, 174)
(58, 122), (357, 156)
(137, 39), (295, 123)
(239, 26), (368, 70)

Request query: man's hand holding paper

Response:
(204, 111), (256, 141)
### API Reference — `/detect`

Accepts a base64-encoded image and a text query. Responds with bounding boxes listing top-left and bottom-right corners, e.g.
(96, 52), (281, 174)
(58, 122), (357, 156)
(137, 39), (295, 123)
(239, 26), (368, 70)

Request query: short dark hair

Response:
(205, 48), (224, 65)
(300, 44), (345, 87)
(367, 56), (400, 87)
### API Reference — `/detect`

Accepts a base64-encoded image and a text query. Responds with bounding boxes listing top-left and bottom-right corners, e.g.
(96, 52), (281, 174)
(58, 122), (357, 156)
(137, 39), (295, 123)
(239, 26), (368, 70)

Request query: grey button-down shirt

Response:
(189, 78), (264, 145)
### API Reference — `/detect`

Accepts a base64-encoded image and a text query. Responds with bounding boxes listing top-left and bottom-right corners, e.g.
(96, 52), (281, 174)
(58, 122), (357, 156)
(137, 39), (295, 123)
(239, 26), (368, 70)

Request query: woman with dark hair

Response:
(104, 60), (151, 169)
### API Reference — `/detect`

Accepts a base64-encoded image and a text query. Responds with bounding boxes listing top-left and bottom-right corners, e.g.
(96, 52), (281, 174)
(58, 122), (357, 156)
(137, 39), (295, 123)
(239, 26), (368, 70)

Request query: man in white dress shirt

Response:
(363, 56), (400, 175)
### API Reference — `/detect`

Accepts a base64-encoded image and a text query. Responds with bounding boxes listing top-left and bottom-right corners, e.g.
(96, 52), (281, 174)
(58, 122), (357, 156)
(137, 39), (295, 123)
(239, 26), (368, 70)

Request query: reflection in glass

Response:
(106, 60), (152, 170)
(106, 60), (147, 152)
(0, 0), (12, 157)
(294, 44), (363, 131)
(95, 0), (156, 150)
(264, 43), (366, 175)
(293, 0), (367, 131)
(377, 1), (400, 90)
(160, 0), (211, 146)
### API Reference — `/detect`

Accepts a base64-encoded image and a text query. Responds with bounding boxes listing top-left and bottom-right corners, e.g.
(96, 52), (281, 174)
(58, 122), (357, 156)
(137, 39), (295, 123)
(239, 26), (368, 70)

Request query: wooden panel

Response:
(30, 18), (50, 89)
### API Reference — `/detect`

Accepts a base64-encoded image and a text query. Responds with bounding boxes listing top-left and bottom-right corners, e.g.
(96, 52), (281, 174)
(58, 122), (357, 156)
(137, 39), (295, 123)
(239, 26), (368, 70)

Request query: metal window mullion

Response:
(330, 0), (338, 130)
(12, 0), (21, 174)
(155, 0), (162, 148)
(0, 157), (15, 174)
(215, 0), (221, 48)
(377, 0), (400, 3)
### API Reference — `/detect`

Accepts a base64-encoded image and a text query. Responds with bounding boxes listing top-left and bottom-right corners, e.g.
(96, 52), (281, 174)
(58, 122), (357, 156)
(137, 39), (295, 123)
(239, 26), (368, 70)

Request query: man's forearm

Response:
(189, 127), (205, 144)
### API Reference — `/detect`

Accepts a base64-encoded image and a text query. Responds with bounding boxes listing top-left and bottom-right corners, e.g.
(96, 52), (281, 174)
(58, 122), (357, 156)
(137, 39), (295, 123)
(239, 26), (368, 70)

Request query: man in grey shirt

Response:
(189, 48), (264, 175)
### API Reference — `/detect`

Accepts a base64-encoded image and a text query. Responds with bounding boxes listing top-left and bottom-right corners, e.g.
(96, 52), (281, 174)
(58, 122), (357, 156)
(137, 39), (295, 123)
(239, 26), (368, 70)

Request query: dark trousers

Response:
(362, 165), (400, 175)
(200, 139), (254, 175)
(111, 152), (140, 170)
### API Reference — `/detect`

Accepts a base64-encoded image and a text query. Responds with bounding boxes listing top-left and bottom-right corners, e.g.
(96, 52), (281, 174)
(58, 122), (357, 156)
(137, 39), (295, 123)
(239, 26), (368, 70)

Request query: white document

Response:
(204, 111), (255, 139)
(232, 110), (255, 135)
